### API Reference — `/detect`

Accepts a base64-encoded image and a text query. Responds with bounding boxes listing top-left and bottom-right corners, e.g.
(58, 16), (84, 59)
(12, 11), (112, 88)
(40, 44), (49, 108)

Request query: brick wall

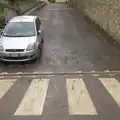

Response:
(68, 0), (120, 43)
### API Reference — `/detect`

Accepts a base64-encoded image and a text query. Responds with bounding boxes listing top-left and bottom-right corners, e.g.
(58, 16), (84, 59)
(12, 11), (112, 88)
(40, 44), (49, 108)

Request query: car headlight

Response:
(26, 43), (35, 51)
(0, 44), (4, 51)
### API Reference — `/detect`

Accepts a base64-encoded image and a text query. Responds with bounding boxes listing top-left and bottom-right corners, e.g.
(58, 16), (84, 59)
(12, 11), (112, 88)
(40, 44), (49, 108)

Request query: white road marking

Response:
(0, 79), (17, 99)
(48, 8), (73, 11)
(92, 74), (99, 76)
(66, 78), (97, 115)
(99, 78), (120, 107)
(1, 72), (8, 74)
(14, 79), (49, 116)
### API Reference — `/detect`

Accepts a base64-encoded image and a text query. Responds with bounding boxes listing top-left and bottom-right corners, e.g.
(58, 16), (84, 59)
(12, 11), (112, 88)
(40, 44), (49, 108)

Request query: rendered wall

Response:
(68, 0), (120, 42)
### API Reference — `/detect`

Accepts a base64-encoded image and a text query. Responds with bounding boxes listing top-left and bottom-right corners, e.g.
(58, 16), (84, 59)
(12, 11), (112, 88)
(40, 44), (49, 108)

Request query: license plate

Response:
(11, 54), (18, 57)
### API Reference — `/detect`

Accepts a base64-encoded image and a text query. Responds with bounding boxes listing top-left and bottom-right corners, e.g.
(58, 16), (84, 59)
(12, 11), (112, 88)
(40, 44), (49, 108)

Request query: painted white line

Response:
(66, 78), (97, 115)
(0, 79), (17, 99)
(92, 74), (99, 76)
(14, 79), (49, 116)
(99, 78), (120, 107)
(16, 72), (23, 74)
(48, 8), (73, 11)
(1, 72), (8, 74)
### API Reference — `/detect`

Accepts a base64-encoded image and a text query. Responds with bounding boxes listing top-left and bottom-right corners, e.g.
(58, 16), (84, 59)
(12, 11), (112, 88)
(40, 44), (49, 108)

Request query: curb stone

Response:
(24, 2), (47, 15)
(0, 71), (120, 77)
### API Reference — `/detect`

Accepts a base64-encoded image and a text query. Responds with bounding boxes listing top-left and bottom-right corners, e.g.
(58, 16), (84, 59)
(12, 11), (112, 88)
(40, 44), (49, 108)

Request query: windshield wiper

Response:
(3, 35), (22, 37)
(3, 34), (12, 37)
(3, 34), (34, 37)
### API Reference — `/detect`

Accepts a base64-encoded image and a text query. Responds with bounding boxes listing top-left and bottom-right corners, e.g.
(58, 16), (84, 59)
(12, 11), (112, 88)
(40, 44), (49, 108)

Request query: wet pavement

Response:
(0, 73), (120, 120)
(0, 3), (120, 73)
(0, 3), (120, 120)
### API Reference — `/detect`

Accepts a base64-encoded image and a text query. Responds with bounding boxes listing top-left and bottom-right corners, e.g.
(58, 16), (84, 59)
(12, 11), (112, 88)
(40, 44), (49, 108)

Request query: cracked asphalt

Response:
(0, 3), (120, 73)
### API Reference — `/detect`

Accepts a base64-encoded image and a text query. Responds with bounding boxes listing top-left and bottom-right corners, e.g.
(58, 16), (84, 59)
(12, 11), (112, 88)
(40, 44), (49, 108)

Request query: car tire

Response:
(38, 45), (42, 60)
(41, 37), (44, 44)
(33, 45), (42, 62)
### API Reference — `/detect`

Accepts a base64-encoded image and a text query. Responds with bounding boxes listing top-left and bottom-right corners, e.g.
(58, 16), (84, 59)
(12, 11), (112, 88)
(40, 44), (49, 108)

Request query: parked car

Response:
(0, 15), (44, 62)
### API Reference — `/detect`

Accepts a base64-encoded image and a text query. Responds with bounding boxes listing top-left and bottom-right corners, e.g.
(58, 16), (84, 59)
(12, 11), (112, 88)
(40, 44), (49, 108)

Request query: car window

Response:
(3, 22), (36, 37)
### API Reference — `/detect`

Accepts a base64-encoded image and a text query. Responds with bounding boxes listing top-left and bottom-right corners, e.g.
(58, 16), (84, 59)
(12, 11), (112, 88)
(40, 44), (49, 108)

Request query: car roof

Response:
(9, 16), (37, 23)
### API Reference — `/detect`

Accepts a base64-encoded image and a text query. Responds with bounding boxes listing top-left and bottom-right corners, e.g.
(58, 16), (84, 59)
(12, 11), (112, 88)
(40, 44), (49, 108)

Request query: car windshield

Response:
(3, 22), (36, 37)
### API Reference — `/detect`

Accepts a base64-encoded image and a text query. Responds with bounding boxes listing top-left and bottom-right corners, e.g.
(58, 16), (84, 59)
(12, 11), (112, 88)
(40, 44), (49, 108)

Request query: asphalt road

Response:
(0, 74), (120, 120)
(0, 3), (120, 73)
(0, 3), (120, 120)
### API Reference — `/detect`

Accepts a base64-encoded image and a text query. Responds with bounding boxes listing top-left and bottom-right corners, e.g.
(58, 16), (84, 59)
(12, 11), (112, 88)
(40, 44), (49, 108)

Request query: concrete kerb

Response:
(55, 2), (67, 4)
(24, 2), (47, 15)
(0, 71), (120, 77)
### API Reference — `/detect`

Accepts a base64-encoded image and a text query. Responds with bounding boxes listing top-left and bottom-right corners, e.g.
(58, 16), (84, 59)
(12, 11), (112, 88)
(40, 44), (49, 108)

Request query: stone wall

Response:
(19, 0), (39, 13)
(68, 0), (120, 43)
(4, 0), (41, 23)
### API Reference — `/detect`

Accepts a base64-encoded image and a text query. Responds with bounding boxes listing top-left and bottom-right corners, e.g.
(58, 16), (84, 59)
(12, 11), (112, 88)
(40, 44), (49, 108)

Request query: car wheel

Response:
(41, 37), (44, 44)
(38, 46), (42, 60)
(33, 45), (42, 62)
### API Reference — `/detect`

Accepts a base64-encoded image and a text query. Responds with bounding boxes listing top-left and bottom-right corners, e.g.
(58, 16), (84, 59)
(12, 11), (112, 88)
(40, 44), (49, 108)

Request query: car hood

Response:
(0, 36), (36, 49)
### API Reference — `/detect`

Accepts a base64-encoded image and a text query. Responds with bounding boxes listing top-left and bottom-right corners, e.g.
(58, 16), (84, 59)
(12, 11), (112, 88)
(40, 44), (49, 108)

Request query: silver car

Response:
(0, 15), (44, 62)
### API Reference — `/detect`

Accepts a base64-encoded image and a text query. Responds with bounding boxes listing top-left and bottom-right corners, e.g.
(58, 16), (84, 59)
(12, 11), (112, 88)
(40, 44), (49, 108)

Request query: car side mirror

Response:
(0, 30), (3, 35)
(37, 30), (41, 35)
